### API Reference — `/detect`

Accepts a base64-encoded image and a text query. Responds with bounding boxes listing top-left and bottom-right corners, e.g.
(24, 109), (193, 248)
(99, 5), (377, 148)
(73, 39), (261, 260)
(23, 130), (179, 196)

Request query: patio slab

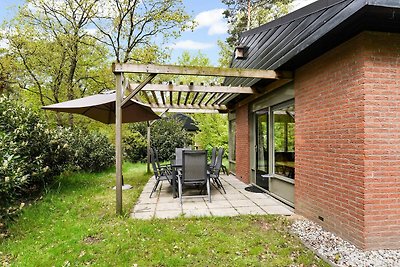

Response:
(130, 174), (294, 219)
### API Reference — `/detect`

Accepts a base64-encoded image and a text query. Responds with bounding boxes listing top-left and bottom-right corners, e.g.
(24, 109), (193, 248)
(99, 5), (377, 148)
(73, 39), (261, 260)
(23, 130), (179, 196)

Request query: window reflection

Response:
(273, 105), (295, 179)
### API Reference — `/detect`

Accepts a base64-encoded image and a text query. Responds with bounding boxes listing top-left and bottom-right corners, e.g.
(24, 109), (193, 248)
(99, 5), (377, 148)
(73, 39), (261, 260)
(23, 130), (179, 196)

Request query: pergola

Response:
(112, 63), (293, 214)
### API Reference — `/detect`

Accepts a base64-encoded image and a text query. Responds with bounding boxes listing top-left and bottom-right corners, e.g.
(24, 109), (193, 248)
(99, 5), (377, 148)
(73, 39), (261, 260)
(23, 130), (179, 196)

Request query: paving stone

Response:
(133, 204), (156, 213)
(262, 205), (294, 215)
(252, 197), (283, 206)
(224, 193), (249, 200)
(136, 196), (158, 204)
(155, 209), (182, 219)
(156, 202), (182, 211)
(181, 200), (208, 210)
(132, 174), (293, 219)
(229, 199), (258, 208)
(210, 208), (239, 217)
(183, 209), (211, 217)
(235, 206), (267, 215)
(206, 200), (233, 208)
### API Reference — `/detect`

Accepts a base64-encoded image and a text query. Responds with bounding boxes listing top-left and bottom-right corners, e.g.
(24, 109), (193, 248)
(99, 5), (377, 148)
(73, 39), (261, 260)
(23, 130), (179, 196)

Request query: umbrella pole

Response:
(115, 73), (123, 215)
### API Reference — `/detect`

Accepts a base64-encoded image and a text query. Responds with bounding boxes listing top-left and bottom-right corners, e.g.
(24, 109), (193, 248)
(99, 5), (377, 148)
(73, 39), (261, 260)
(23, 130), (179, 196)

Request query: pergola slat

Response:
(151, 91), (159, 105)
(214, 93), (228, 105)
(205, 92), (216, 105)
(160, 91), (166, 105)
(184, 92), (190, 105)
(152, 108), (220, 114)
(177, 91), (182, 105)
(191, 92), (199, 105)
(130, 83), (254, 94)
(198, 92), (208, 105)
(149, 103), (226, 111)
(143, 91), (151, 104)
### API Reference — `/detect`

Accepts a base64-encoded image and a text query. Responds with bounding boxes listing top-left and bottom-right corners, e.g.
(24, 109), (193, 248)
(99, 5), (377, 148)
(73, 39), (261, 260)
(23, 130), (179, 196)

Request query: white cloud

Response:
(0, 39), (9, 49)
(194, 8), (228, 36)
(84, 28), (98, 36)
(0, 30), (9, 50)
(169, 40), (214, 50)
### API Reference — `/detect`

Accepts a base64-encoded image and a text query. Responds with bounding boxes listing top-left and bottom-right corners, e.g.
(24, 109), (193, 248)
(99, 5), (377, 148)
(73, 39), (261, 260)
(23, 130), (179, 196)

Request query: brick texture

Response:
(235, 104), (251, 183)
(295, 32), (400, 250)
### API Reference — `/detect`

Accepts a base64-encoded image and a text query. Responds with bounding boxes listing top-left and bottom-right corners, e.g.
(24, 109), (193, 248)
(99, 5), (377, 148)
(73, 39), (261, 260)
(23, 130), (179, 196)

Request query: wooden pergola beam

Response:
(113, 63), (292, 79)
(129, 83), (254, 94)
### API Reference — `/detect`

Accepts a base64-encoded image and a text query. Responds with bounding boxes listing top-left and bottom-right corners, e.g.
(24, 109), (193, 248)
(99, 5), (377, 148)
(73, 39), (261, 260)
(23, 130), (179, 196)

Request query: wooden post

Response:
(147, 122), (151, 173)
(115, 73), (123, 215)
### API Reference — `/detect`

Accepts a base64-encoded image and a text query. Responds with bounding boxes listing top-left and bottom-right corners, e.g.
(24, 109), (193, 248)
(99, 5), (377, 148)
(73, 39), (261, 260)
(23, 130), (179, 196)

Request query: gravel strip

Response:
(291, 219), (400, 267)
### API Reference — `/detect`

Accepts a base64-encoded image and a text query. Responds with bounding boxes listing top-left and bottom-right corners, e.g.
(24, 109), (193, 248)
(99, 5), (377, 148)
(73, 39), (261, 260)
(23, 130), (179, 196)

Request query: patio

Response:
(131, 174), (294, 219)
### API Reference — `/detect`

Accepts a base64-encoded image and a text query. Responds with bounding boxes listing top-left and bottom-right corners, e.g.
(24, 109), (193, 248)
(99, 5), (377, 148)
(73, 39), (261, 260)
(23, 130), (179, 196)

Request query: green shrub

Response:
(68, 128), (114, 172)
(123, 131), (147, 163)
(0, 97), (114, 222)
(125, 117), (192, 162)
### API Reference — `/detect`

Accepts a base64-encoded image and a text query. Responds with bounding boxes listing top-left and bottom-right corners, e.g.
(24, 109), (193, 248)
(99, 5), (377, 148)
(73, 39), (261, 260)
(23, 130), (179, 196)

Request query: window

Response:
(229, 119), (236, 173)
(273, 104), (295, 179)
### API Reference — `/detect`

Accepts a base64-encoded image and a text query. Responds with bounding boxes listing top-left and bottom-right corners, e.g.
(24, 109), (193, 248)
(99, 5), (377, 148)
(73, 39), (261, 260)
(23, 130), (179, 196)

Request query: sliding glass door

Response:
(255, 111), (269, 190)
(254, 101), (295, 205)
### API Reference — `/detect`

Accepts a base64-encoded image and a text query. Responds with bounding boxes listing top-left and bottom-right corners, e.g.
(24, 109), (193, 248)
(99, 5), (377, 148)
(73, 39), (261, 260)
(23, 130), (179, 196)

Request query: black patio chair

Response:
(152, 147), (172, 175)
(178, 150), (211, 205)
(149, 147), (173, 198)
(208, 147), (217, 169)
(209, 147), (226, 194)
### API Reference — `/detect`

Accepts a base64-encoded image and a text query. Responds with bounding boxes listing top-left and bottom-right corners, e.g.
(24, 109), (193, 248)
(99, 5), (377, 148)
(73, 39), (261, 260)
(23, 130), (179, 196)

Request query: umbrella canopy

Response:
(42, 91), (159, 124)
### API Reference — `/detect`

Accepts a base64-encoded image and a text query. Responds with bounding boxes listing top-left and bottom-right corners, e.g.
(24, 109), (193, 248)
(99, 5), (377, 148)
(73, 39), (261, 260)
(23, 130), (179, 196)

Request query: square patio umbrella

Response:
(42, 91), (160, 204)
(42, 91), (159, 124)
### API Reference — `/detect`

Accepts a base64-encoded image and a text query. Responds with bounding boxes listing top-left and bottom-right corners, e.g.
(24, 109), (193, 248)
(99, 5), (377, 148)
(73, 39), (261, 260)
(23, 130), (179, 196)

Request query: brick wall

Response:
(362, 32), (400, 249)
(235, 103), (250, 183)
(295, 31), (400, 250)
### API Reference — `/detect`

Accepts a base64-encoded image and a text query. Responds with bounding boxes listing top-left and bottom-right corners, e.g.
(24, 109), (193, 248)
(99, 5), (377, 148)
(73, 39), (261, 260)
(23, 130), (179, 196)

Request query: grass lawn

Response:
(0, 163), (328, 266)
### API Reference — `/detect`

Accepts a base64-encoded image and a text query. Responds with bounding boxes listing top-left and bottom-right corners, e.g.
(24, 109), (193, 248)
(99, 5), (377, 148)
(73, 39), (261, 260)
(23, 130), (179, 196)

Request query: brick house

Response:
(224, 0), (400, 250)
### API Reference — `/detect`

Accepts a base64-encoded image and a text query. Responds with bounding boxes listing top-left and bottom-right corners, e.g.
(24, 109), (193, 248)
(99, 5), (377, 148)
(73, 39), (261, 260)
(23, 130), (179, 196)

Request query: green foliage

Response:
(0, 97), (114, 222)
(125, 116), (192, 162)
(222, 0), (293, 46)
(3, 0), (114, 114)
(67, 128), (115, 173)
(123, 131), (147, 163)
(193, 114), (228, 157)
(218, 40), (234, 68)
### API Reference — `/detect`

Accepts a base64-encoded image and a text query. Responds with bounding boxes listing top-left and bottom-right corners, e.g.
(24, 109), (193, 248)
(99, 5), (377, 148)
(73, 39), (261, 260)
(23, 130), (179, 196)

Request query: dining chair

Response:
(152, 147), (172, 174)
(149, 147), (172, 198)
(209, 147), (226, 194)
(178, 150), (211, 205)
(208, 147), (217, 169)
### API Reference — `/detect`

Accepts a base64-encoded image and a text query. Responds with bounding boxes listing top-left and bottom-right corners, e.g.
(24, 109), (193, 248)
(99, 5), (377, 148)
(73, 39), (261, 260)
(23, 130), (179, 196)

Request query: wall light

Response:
(234, 46), (247, 59)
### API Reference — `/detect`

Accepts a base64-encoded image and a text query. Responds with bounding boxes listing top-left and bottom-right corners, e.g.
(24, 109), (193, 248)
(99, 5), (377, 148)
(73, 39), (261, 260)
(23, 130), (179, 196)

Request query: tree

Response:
(222, 0), (293, 46)
(125, 117), (192, 162)
(90, 0), (193, 63)
(217, 39), (233, 68)
(2, 0), (113, 125)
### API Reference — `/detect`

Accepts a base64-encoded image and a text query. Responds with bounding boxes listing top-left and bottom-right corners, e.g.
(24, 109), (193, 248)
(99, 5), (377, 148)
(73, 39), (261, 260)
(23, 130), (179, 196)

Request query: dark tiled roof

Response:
(225, 0), (400, 88)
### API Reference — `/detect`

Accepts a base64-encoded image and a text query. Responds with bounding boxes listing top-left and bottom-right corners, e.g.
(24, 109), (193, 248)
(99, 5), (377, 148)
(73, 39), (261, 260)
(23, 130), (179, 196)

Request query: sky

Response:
(0, 0), (317, 66)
